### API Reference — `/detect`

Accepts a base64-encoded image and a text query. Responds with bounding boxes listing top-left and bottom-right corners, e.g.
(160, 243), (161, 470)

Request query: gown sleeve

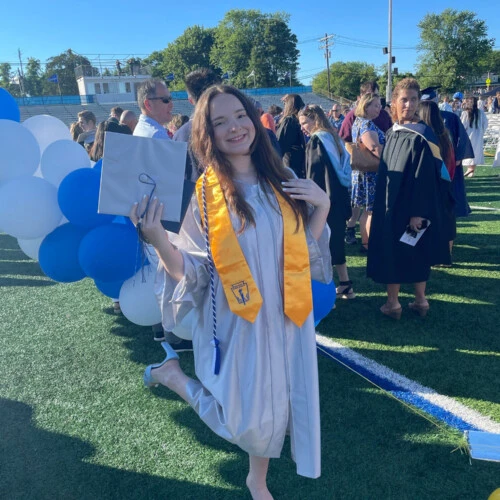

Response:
(305, 136), (328, 194)
(306, 223), (333, 284)
(277, 116), (295, 159)
(409, 138), (440, 219)
(155, 196), (211, 331)
(283, 165), (333, 284)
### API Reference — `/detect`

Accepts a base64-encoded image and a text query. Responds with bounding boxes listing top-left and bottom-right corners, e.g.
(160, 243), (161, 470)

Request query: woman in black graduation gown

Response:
(299, 104), (354, 298)
(367, 78), (451, 319)
(277, 94), (306, 178)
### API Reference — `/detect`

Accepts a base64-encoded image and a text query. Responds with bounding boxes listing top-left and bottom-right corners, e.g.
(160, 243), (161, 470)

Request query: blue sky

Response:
(2, 0), (499, 85)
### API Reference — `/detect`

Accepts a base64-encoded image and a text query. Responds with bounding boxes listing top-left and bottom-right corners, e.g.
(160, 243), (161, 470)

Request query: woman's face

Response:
(210, 93), (256, 159)
(298, 115), (316, 136)
(365, 97), (382, 120)
(394, 89), (419, 123)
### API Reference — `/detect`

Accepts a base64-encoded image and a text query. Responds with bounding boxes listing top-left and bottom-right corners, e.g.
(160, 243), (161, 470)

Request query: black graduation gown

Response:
(440, 110), (473, 217)
(305, 135), (351, 265)
(367, 123), (451, 284)
(277, 115), (306, 178)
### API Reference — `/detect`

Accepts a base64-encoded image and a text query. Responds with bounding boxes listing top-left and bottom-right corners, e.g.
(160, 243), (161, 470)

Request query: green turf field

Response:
(1, 166), (499, 499)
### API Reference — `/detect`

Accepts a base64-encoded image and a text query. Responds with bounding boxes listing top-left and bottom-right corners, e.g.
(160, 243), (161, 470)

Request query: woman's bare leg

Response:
(414, 282), (428, 306)
(359, 211), (373, 248)
(365, 211), (372, 242)
(347, 206), (361, 229)
(464, 165), (476, 177)
(386, 284), (401, 309)
(148, 360), (192, 403)
(335, 262), (349, 283)
(246, 456), (273, 500)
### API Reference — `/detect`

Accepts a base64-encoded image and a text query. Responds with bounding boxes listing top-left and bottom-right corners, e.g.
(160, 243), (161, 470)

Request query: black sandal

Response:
(336, 280), (356, 299)
(359, 242), (369, 254)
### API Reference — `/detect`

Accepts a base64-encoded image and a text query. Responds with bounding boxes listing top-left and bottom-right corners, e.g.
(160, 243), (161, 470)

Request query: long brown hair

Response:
(298, 104), (344, 154)
(279, 93), (305, 126)
(191, 85), (308, 232)
(465, 97), (479, 128)
(419, 101), (453, 166)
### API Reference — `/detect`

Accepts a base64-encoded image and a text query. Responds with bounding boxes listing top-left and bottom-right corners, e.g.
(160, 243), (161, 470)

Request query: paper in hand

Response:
(399, 219), (431, 246)
(98, 132), (188, 225)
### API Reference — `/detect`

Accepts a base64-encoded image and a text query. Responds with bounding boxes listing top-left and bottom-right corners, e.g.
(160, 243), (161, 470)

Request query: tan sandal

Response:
(380, 304), (402, 320)
(408, 301), (429, 317)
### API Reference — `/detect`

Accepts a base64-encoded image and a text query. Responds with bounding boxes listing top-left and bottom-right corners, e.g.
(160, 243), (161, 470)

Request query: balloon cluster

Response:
(0, 88), (161, 327)
(0, 88), (336, 335)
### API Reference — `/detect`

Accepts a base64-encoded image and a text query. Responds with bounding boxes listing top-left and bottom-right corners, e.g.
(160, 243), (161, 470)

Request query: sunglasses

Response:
(148, 96), (172, 104)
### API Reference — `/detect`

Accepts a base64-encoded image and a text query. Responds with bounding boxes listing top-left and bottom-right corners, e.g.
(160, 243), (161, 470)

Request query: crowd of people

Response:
(66, 73), (491, 499)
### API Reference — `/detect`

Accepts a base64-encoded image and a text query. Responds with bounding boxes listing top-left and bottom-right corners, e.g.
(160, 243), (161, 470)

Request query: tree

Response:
(482, 50), (500, 76)
(210, 10), (300, 88)
(0, 63), (13, 89)
(416, 9), (494, 93)
(311, 61), (378, 100)
(24, 58), (44, 96)
(248, 17), (300, 88)
(143, 26), (216, 90)
(377, 67), (416, 99)
(43, 49), (92, 95)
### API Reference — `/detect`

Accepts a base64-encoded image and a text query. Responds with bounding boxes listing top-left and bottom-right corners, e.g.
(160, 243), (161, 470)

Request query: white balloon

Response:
(0, 119), (40, 183)
(41, 139), (91, 186)
(17, 235), (44, 261)
(119, 266), (162, 326)
(172, 309), (194, 340)
(23, 115), (71, 154)
(0, 176), (62, 239)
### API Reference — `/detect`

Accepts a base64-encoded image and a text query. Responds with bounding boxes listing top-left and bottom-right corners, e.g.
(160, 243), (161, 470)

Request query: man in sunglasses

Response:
(133, 79), (192, 351)
(134, 79), (174, 139)
(328, 104), (345, 132)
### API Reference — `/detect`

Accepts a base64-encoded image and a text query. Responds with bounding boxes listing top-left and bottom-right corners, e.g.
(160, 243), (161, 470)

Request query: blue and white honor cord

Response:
(201, 172), (221, 375)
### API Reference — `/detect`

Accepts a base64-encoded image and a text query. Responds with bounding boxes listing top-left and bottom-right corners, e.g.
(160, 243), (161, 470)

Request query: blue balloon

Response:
(58, 168), (114, 228)
(94, 279), (124, 299)
(39, 223), (89, 282)
(93, 158), (102, 173)
(112, 215), (127, 225)
(312, 280), (336, 326)
(0, 88), (20, 122)
(78, 223), (143, 282)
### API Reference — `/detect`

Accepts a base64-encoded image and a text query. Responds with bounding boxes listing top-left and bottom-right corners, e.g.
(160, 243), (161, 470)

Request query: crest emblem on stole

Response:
(231, 281), (250, 305)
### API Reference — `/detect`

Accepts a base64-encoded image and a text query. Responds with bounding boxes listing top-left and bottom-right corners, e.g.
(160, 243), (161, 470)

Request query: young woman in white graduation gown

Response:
(129, 85), (332, 499)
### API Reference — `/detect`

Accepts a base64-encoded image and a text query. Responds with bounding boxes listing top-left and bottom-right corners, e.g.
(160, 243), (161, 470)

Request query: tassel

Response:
(135, 173), (157, 282)
(211, 337), (221, 375)
(203, 171), (221, 375)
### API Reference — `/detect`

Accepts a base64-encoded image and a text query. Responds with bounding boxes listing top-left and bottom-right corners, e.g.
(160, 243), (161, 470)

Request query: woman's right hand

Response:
(129, 195), (168, 248)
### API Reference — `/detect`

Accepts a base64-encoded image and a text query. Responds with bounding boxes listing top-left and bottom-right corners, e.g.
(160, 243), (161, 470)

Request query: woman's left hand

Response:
(409, 216), (425, 232)
(282, 179), (330, 212)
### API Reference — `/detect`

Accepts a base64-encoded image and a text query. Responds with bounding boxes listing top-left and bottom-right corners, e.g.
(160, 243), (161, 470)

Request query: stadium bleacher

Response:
(19, 91), (338, 126)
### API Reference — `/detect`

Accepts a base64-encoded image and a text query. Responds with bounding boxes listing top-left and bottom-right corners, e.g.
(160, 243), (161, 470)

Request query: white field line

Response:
(317, 333), (500, 434)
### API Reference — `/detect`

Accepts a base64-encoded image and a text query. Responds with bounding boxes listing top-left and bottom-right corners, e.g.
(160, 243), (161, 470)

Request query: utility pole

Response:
(17, 48), (26, 97)
(319, 33), (334, 95)
(386, 0), (393, 103)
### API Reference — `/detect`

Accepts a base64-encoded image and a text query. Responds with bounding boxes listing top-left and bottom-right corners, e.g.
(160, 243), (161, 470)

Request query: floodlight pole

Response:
(386, 0), (393, 103)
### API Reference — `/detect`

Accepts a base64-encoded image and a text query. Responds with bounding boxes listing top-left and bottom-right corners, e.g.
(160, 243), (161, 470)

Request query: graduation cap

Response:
(421, 86), (440, 101)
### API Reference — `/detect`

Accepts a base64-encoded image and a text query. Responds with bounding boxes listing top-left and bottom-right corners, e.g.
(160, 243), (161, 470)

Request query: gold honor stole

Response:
(196, 167), (312, 327)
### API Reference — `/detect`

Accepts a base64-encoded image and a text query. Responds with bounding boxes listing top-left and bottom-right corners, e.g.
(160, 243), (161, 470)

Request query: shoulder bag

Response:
(344, 125), (380, 173)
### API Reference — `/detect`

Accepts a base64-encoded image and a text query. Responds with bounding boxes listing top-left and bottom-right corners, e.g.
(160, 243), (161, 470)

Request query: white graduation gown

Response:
(155, 180), (332, 478)
(461, 109), (488, 166)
